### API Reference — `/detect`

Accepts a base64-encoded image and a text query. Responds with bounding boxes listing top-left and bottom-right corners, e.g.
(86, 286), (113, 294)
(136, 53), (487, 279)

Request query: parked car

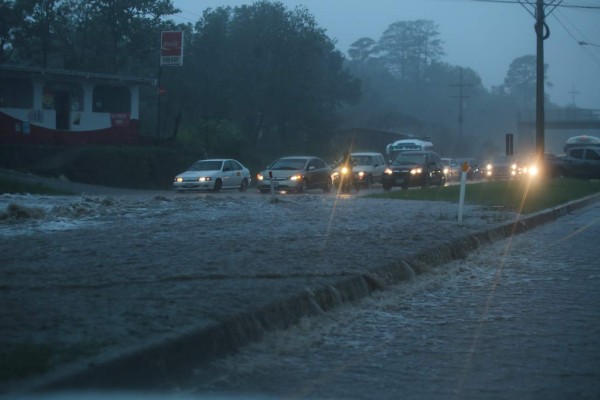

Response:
(485, 155), (518, 180)
(441, 158), (461, 181)
(562, 147), (600, 179)
(382, 151), (446, 190)
(332, 152), (386, 188)
(257, 156), (333, 193)
(173, 159), (251, 192)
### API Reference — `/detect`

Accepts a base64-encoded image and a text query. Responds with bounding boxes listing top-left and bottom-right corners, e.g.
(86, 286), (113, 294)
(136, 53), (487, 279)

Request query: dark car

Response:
(485, 155), (518, 180)
(382, 151), (446, 190)
(256, 156), (333, 193)
(562, 147), (600, 179)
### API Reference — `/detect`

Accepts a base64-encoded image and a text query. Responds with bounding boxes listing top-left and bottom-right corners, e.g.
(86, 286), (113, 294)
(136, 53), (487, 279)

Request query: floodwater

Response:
(186, 203), (600, 400)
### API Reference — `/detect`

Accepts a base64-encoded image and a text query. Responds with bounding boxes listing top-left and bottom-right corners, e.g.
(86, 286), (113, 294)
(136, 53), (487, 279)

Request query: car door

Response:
(564, 148), (585, 177)
(221, 160), (237, 188)
(305, 158), (321, 188)
(375, 155), (385, 180)
(230, 160), (244, 187)
(584, 148), (600, 178)
(429, 153), (444, 184)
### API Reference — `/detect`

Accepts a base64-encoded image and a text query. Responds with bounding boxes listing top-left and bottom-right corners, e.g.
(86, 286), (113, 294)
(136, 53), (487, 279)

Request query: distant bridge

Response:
(518, 109), (600, 130)
(517, 109), (600, 153)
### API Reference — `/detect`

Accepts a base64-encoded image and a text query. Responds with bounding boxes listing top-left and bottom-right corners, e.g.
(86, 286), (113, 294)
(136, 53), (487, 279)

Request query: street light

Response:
(578, 41), (600, 48)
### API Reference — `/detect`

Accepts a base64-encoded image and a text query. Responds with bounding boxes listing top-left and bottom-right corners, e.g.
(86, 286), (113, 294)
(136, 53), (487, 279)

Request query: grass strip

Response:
(368, 177), (600, 214)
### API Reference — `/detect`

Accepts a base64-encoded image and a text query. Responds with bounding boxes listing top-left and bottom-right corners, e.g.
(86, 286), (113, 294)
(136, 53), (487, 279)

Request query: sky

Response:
(170, 0), (600, 109)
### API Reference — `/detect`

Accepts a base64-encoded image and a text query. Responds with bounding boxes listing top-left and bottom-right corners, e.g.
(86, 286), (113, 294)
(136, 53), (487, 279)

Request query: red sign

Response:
(161, 31), (183, 66)
(110, 113), (131, 128)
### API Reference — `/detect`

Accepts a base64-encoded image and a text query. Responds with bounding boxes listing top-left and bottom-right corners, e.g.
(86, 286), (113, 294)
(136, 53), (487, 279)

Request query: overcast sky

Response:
(170, 0), (600, 109)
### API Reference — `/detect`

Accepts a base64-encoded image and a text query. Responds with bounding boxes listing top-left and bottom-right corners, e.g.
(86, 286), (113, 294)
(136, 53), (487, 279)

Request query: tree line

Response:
(1, 0), (555, 164)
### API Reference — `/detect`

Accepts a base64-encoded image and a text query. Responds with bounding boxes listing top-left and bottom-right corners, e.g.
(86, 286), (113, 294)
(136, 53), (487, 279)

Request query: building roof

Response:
(0, 64), (156, 85)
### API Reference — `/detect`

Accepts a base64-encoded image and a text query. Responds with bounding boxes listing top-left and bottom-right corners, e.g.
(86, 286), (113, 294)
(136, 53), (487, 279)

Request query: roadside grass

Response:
(0, 177), (70, 195)
(368, 177), (600, 214)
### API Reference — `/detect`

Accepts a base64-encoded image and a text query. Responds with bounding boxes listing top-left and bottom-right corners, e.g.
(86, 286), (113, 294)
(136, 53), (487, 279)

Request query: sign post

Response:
(157, 31), (184, 141)
(457, 161), (468, 225)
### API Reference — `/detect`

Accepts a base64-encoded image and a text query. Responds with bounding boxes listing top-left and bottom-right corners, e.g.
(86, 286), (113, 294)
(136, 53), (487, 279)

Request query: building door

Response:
(55, 91), (70, 130)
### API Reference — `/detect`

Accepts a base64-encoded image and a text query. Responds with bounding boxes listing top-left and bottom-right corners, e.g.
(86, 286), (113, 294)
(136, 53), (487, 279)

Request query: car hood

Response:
(176, 170), (220, 178)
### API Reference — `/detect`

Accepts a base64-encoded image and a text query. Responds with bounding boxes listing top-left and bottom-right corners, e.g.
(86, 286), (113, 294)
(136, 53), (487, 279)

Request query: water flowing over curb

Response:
(13, 193), (600, 393)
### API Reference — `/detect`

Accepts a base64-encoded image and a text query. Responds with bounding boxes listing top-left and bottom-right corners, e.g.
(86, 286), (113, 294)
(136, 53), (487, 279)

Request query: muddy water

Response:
(187, 204), (600, 400)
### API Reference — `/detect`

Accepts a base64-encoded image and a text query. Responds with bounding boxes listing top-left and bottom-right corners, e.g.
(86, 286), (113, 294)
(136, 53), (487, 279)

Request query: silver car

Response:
(257, 156), (333, 193)
(173, 159), (251, 192)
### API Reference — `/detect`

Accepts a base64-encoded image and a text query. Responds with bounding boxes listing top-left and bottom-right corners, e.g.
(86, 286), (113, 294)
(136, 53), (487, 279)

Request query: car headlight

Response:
(175, 177), (183, 182)
(290, 174), (302, 181)
(257, 173), (264, 181)
(341, 167), (349, 175)
(443, 168), (449, 174)
(198, 177), (212, 182)
(384, 168), (393, 175)
(357, 171), (365, 178)
(529, 165), (539, 176)
(410, 168), (423, 175)
(511, 163), (517, 170)
(487, 164), (493, 171)
(331, 172), (340, 178)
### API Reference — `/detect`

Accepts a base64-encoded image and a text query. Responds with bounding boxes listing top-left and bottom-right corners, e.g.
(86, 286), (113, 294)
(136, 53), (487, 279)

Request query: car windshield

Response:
(392, 153), (426, 165)
(351, 156), (373, 166)
(188, 160), (223, 171)
(269, 158), (308, 170)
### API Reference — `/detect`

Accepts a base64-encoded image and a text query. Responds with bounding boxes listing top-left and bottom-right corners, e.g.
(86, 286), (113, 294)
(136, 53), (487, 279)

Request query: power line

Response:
(471, 0), (600, 9)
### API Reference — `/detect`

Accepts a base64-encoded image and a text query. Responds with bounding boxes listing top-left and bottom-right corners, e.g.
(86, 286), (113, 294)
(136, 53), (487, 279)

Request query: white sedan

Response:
(173, 159), (251, 192)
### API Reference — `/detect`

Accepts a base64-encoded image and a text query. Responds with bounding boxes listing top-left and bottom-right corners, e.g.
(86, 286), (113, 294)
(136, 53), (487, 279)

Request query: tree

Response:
(6, 0), (179, 73)
(503, 54), (551, 109)
(348, 37), (376, 63)
(175, 1), (360, 157)
(0, 0), (20, 63)
(375, 19), (444, 81)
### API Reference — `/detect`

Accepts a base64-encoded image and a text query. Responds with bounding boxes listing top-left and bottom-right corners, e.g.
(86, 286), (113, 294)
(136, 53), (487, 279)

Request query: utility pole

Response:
(568, 86), (579, 108)
(450, 67), (471, 154)
(535, 0), (548, 162)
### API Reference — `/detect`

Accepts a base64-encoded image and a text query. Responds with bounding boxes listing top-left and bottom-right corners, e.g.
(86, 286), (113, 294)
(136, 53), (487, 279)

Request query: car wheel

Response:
(239, 178), (248, 192)
(367, 174), (373, 189)
(213, 179), (222, 193)
(297, 179), (307, 193)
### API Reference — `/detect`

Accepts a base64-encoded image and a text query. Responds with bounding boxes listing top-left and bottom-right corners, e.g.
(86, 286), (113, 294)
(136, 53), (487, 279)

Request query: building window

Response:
(92, 85), (130, 113)
(0, 78), (33, 108)
(42, 81), (84, 111)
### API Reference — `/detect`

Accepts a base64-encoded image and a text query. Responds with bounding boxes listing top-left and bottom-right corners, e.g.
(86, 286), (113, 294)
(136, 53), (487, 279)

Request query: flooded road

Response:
(187, 203), (600, 400)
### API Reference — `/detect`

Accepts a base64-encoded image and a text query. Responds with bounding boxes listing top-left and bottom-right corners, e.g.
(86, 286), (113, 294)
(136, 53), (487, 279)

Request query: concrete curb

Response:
(11, 192), (600, 394)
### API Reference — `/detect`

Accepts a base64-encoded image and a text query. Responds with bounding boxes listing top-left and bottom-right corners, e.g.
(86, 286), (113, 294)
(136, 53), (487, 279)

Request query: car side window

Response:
(570, 149), (584, 159)
(311, 159), (325, 169)
(585, 149), (600, 161)
(223, 161), (233, 171)
(231, 160), (242, 170)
